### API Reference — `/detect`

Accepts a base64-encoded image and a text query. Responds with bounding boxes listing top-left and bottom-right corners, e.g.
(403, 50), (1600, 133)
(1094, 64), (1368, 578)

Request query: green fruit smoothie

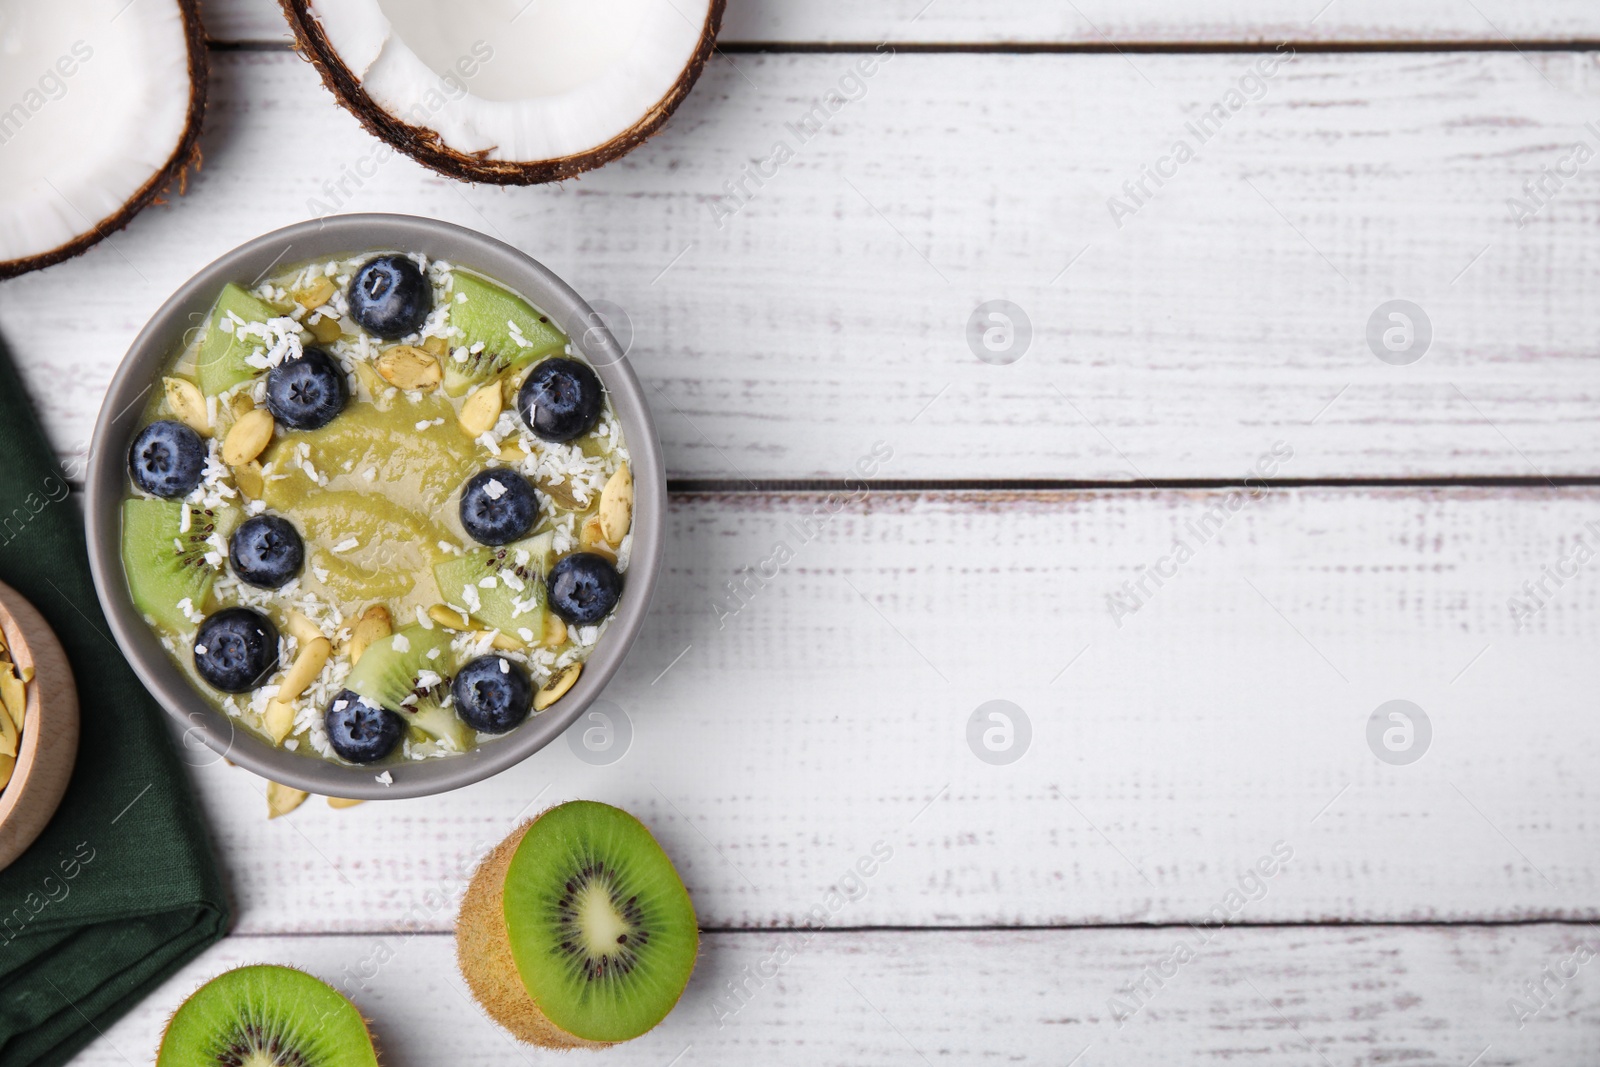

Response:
(120, 251), (632, 768)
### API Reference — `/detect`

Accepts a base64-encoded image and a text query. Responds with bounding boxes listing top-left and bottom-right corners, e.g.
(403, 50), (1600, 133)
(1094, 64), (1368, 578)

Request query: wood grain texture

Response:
(72, 926), (1600, 1066)
(4, 50), (1600, 482)
(5, 17), (1593, 1060)
(197, 0), (1600, 45)
(165, 489), (1600, 933)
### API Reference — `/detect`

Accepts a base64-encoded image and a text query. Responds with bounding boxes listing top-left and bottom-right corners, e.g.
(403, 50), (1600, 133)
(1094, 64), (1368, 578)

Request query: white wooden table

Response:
(4, 1), (1599, 1062)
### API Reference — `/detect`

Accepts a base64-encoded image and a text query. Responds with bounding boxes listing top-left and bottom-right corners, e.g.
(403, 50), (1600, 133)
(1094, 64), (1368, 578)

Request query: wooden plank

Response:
(169, 488), (1600, 933)
(72, 926), (1600, 1065)
(198, 0), (1600, 45)
(6, 51), (1600, 482)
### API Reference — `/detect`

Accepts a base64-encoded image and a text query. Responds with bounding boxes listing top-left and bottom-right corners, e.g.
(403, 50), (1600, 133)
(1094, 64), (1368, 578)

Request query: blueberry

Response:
(349, 255), (432, 339)
(516, 358), (603, 442)
(451, 655), (533, 734)
(459, 469), (538, 546)
(324, 689), (403, 763)
(129, 420), (207, 498)
(266, 347), (348, 430)
(229, 514), (305, 589)
(547, 552), (622, 626)
(193, 608), (279, 693)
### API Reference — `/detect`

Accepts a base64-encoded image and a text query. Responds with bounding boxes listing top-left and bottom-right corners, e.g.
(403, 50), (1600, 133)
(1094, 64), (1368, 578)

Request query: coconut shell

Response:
(279, 0), (725, 185)
(0, 0), (208, 280)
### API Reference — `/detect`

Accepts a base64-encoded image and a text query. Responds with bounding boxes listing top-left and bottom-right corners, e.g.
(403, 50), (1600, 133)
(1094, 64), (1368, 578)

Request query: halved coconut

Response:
(282, 0), (724, 185)
(0, 1), (206, 280)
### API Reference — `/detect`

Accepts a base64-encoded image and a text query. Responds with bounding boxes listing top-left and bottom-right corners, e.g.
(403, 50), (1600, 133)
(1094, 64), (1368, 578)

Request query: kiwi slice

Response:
(155, 964), (379, 1067)
(194, 283), (281, 396)
(457, 801), (699, 1048)
(406, 672), (474, 751)
(444, 272), (566, 396)
(345, 624), (449, 707)
(344, 625), (469, 748)
(408, 695), (473, 751)
(433, 532), (553, 642)
(122, 499), (238, 632)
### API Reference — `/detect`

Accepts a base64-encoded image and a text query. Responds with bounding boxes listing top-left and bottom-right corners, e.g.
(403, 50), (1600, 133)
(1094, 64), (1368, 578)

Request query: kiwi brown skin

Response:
(457, 819), (611, 1050)
(279, 0), (725, 186)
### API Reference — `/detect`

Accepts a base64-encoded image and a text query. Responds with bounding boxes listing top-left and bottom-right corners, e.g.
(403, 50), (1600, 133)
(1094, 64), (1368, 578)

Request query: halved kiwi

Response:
(122, 499), (238, 632)
(457, 801), (699, 1048)
(155, 964), (379, 1067)
(444, 272), (566, 396)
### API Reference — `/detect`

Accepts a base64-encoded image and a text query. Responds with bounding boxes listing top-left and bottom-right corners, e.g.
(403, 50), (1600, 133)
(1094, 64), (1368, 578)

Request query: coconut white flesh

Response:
(309, 0), (712, 164)
(0, 1), (191, 269)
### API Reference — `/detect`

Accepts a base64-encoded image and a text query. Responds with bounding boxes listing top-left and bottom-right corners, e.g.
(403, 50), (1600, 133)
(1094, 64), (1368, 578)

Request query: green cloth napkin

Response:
(0, 337), (230, 1067)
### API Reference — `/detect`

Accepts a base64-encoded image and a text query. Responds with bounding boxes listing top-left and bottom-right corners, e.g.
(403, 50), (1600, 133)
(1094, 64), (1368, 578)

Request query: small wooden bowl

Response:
(0, 581), (80, 872)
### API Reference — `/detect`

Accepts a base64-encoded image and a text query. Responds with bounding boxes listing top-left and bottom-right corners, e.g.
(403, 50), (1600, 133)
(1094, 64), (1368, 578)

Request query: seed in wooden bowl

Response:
(0, 630), (27, 791)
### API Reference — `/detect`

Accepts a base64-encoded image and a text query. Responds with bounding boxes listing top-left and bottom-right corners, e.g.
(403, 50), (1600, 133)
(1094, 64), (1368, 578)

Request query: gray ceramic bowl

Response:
(84, 214), (664, 799)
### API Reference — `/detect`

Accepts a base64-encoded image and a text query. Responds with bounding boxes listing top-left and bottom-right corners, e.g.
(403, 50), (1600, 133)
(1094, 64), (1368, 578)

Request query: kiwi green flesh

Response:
(503, 801), (699, 1043)
(156, 964), (378, 1067)
(195, 283), (280, 396)
(407, 695), (474, 751)
(444, 271), (566, 397)
(123, 499), (238, 633)
(433, 532), (552, 640)
(344, 625), (451, 711)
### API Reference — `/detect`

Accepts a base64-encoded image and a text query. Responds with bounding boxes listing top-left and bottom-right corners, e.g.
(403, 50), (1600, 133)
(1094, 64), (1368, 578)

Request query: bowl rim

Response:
(84, 213), (665, 799)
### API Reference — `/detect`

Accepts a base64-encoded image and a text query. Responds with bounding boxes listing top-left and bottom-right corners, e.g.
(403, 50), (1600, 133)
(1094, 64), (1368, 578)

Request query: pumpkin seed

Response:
(459, 383), (503, 437)
(285, 610), (324, 646)
(599, 463), (633, 544)
(278, 637), (331, 704)
(222, 408), (274, 465)
(467, 630), (523, 651)
(295, 276), (337, 310)
(534, 663), (580, 711)
(267, 780), (308, 819)
(375, 345), (442, 391)
(348, 605), (392, 666)
(264, 699), (296, 744)
(428, 604), (472, 632)
(163, 377), (209, 435)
